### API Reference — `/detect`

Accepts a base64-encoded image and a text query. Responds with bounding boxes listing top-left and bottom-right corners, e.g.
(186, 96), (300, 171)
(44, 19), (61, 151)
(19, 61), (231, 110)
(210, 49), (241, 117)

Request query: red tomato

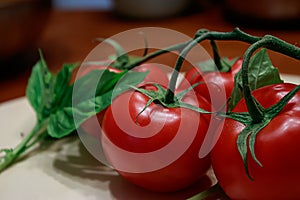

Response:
(134, 63), (169, 87)
(80, 63), (169, 139)
(180, 58), (242, 110)
(101, 86), (212, 192)
(184, 65), (203, 85)
(194, 58), (242, 110)
(211, 83), (300, 199)
(176, 65), (203, 91)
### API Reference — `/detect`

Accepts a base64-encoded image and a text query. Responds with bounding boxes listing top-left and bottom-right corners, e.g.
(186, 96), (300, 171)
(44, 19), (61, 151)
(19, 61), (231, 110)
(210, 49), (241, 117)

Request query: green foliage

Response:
(228, 49), (283, 111)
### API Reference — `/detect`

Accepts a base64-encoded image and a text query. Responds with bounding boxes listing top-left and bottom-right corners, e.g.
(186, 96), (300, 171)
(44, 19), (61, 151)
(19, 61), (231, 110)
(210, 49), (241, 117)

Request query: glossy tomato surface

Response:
(211, 83), (300, 199)
(101, 86), (212, 192)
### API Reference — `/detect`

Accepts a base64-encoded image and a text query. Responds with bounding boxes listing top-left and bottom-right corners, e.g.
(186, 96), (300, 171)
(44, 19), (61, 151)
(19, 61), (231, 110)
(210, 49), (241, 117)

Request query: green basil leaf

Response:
(72, 69), (124, 104)
(26, 51), (78, 122)
(53, 63), (78, 108)
(47, 70), (148, 138)
(47, 91), (113, 138)
(110, 70), (149, 99)
(195, 57), (238, 73)
(228, 48), (283, 111)
(26, 53), (56, 121)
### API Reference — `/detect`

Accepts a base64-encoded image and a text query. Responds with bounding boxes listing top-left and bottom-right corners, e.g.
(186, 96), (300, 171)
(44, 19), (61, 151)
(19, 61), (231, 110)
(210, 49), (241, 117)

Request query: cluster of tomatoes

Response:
(80, 55), (300, 199)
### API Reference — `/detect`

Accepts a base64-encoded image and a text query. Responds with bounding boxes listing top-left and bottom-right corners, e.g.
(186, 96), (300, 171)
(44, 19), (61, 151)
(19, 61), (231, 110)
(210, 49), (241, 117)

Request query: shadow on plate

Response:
(48, 135), (224, 199)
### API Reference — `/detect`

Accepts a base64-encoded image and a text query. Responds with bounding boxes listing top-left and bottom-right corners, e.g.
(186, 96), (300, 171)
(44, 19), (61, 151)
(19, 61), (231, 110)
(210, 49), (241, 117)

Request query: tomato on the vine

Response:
(194, 58), (242, 101)
(211, 83), (300, 199)
(101, 85), (212, 192)
(180, 58), (242, 110)
(80, 63), (169, 139)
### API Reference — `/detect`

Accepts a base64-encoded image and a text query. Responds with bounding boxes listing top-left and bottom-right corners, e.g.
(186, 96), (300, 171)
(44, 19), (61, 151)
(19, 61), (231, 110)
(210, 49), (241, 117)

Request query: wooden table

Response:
(1, 6), (299, 103)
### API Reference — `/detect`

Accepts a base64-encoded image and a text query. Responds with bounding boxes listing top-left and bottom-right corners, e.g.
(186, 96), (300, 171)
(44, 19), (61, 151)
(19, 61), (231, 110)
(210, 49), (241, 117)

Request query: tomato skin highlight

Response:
(211, 83), (300, 199)
(101, 86), (212, 192)
(79, 63), (169, 139)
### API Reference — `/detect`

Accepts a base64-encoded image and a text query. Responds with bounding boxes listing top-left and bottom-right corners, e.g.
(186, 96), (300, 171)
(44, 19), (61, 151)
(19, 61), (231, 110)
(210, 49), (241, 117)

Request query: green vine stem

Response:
(187, 29), (300, 200)
(230, 33), (300, 179)
(113, 28), (264, 105)
(125, 41), (189, 70)
(164, 28), (262, 104)
(210, 39), (223, 71)
(164, 39), (197, 103)
(0, 121), (47, 173)
(241, 35), (300, 123)
(110, 28), (263, 105)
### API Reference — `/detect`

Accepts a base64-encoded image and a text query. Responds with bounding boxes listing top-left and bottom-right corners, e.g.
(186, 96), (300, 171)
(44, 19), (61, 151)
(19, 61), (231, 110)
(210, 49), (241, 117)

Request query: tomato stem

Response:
(126, 42), (189, 70)
(210, 40), (223, 71)
(165, 28), (261, 104)
(241, 44), (266, 123)
(241, 35), (300, 123)
(164, 28), (299, 111)
(0, 121), (47, 173)
(165, 39), (199, 103)
(194, 28), (261, 43)
(263, 35), (300, 60)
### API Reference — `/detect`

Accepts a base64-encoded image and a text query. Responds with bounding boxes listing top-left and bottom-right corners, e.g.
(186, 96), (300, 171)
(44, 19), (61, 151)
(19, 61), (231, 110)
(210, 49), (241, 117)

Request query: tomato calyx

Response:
(223, 84), (300, 179)
(131, 83), (211, 122)
(222, 34), (300, 179)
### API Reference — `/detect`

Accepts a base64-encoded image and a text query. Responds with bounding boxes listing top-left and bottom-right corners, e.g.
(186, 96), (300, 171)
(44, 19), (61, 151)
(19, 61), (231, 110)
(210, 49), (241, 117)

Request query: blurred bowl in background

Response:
(0, 0), (51, 61)
(112, 0), (191, 19)
(223, 0), (300, 29)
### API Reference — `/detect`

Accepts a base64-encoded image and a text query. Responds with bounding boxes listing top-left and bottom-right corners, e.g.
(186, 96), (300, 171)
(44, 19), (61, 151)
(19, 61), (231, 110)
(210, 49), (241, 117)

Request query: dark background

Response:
(1, 0), (299, 102)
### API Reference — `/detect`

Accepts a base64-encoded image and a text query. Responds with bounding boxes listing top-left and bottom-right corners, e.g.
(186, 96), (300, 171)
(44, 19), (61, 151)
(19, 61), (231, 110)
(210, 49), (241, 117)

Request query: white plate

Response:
(0, 74), (299, 200)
